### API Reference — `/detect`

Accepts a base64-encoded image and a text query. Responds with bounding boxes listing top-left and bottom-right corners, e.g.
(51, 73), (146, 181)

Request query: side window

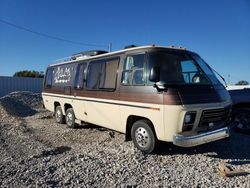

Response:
(74, 63), (87, 89)
(45, 68), (53, 88)
(100, 59), (119, 89)
(180, 60), (199, 83)
(122, 54), (145, 85)
(87, 61), (103, 89)
(86, 58), (119, 90)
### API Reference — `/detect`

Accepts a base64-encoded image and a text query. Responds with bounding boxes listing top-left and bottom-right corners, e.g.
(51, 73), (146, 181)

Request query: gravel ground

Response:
(0, 91), (250, 187)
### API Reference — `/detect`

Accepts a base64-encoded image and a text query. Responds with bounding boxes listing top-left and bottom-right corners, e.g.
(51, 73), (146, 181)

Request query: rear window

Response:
(53, 64), (76, 87)
(45, 68), (53, 88)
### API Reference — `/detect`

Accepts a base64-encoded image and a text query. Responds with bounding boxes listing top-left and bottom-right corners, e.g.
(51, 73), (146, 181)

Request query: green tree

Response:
(235, 80), (249, 85)
(13, 70), (44, 78)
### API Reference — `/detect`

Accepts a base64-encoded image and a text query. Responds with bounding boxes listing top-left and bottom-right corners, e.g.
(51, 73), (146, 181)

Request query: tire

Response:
(65, 108), (78, 128)
(131, 119), (158, 153)
(232, 108), (250, 134)
(55, 106), (65, 124)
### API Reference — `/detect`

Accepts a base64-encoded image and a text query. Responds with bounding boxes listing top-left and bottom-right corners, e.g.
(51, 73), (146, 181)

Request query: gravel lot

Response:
(0, 92), (250, 187)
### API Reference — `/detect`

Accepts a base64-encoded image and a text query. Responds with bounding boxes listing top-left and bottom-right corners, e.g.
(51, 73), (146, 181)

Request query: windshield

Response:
(147, 51), (212, 85)
(192, 54), (220, 85)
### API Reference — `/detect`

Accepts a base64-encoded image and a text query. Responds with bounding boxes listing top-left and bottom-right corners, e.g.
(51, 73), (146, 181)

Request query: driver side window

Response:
(181, 60), (200, 84)
(121, 54), (145, 85)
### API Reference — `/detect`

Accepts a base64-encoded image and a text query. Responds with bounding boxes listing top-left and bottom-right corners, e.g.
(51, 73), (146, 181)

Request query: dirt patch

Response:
(0, 91), (42, 118)
(34, 146), (72, 158)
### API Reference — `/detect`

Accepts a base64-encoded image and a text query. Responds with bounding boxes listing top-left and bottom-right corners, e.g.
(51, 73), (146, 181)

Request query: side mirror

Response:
(149, 67), (160, 83)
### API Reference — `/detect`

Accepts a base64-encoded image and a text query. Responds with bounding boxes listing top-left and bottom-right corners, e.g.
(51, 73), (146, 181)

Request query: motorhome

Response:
(42, 45), (232, 153)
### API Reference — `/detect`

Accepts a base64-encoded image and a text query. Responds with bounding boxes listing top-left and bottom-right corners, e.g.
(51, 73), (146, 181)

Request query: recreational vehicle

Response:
(42, 45), (231, 153)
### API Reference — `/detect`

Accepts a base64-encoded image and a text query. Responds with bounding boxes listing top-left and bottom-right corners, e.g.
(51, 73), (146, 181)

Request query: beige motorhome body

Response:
(42, 45), (231, 153)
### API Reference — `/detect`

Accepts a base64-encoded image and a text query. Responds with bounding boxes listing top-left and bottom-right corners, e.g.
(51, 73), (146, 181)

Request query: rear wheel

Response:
(65, 108), (78, 128)
(232, 108), (250, 134)
(131, 119), (158, 153)
(55, 106), (65, 124)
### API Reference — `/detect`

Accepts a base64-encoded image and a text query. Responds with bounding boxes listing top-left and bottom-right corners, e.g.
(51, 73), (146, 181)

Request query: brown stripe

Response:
(42, 93), (160, 110)
(43, 86), (181, 105)
(43, 84), (229, 105)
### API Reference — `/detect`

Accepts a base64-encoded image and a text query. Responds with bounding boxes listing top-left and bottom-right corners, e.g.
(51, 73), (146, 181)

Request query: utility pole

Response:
(108, 43), (112, 52)
(227, 74), (230, 86)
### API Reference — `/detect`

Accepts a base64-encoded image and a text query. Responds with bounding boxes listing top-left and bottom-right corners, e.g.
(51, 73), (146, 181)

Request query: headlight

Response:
(185, 114), (192, 123)
(183, 112), (196, 131)
(184, 112), (196, 124)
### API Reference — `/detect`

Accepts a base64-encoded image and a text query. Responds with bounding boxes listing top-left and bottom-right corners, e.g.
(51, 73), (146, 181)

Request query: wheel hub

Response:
(235, 114), (250, 129)
(135, 127), (150, 148)
(56, 110), (61, 121)
(66, 113), (73, 125)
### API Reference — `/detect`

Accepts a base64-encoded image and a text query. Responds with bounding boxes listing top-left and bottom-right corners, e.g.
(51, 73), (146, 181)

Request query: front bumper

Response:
(173, 127), (230, 147)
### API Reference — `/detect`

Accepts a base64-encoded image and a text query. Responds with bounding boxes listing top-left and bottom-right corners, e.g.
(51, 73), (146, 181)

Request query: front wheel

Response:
(65, 108), (78, 128)
(131, 119), (158, 153)
(232, 108), (250, 134)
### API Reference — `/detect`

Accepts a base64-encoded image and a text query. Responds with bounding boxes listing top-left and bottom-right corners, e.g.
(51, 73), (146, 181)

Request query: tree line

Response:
(235, 80), (249, 85)
(13, 70), (44, 78)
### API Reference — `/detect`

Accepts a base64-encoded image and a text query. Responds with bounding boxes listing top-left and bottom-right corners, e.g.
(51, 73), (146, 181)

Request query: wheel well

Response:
(125, 115), (156, 141)
(232, 103), (250, 112)
(54, 102), (61, 110)
(64, 103), (72, 112)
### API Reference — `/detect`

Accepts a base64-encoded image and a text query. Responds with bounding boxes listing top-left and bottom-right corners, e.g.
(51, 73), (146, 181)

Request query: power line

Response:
(0, 18), (108, 48)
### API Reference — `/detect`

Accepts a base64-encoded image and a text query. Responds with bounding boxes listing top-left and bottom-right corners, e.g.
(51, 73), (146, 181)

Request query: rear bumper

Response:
(173, 127), (230, 147)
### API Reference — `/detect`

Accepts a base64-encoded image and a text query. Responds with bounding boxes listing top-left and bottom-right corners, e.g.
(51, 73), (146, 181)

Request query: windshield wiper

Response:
(208, 64), (227, 87)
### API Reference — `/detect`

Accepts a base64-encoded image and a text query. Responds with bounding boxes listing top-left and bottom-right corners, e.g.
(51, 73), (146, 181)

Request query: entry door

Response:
(84, 58), (121, 130)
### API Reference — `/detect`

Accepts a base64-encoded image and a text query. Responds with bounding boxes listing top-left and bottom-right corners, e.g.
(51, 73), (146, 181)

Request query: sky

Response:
(0, 0), (249, 84)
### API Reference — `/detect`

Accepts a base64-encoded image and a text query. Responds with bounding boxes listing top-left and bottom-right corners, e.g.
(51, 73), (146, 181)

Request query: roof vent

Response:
(71, 50), (108, 60)
(124, 45), (138, 49)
